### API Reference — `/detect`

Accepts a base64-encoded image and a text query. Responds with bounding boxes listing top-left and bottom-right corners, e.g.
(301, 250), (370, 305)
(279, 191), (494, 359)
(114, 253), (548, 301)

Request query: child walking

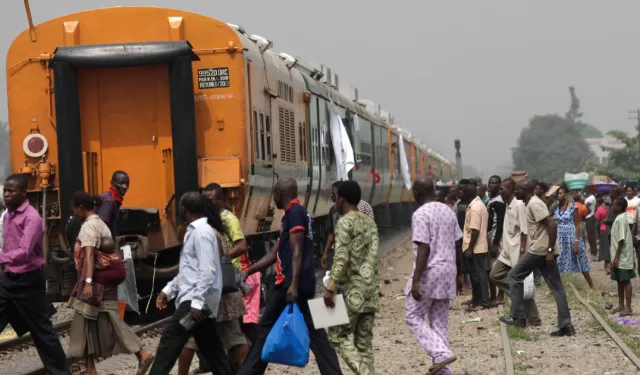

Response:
(610, 197), (636, 316)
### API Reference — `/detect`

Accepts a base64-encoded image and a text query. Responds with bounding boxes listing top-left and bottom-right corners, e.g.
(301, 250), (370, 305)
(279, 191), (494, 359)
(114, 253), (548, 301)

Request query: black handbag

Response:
(217, 233), (239, 295)
(220, 253), (239, 294)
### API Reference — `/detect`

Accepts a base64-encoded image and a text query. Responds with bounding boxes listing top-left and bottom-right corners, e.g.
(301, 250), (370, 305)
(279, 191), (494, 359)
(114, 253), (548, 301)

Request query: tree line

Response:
(509, 86), (639, 182)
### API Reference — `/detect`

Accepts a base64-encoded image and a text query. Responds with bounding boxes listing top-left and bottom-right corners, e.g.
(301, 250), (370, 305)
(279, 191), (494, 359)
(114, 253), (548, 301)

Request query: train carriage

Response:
(5, 6), (454, 302)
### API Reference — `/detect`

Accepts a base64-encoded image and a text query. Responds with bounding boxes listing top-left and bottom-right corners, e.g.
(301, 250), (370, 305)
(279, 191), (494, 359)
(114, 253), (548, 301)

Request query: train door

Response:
(78, 65), (172, 210)
(309, 95), (322, 215)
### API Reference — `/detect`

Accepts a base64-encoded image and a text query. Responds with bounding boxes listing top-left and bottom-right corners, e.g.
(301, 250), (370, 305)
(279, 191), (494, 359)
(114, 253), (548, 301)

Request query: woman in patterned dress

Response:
(554, 184), (595, 289)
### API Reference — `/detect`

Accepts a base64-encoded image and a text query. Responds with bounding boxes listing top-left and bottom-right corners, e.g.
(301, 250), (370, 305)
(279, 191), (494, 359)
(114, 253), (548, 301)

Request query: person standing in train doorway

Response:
(405, 176), (462, 375)
(239, 177), (343, 375)
(0, 174), (71, 375)
(324, 180), (379, 375)
(97, 170), (130, 236)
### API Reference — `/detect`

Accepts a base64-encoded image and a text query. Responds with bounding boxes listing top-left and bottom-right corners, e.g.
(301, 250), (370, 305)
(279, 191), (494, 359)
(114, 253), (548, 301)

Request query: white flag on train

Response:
(330, 113), (355, 180)
(398, 135), (412, 190)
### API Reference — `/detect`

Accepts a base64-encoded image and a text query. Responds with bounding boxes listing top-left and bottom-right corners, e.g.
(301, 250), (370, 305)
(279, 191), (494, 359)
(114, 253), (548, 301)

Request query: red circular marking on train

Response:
(27, 137), (44, 153)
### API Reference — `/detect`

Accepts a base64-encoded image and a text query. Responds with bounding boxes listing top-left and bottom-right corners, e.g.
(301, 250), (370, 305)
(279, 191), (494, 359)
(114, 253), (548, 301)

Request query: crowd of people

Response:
(1, 168), (638, 375)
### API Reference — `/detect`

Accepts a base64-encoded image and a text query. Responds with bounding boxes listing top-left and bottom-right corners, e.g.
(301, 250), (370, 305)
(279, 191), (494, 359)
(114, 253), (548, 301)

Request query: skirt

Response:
(68, 309), (143, 358)
(611, 268), (636, 283)
(599, 229), (611, 262)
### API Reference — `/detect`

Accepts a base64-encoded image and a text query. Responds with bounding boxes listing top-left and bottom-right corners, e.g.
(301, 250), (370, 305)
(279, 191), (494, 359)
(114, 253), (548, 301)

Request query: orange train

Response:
(6, 6), (456, 300)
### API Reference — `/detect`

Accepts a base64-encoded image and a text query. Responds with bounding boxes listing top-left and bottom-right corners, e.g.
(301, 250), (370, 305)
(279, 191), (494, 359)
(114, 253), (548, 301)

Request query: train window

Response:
(358, 118), (373, 167)
(303, 125), (308, 161)
(310, 96), (319, 166)
(320, 98), (332, 167)
(392, 134), (400, 176)
(266, 115), (272, 162)
(299, 125), (304, 162)
(253, 110), (259, 161)
(260, 113), (266, 161)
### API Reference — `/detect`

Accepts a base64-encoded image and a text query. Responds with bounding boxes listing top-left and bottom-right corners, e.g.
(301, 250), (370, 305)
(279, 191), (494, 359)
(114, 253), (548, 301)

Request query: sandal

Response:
(610, 306), (624, 315)
(428, 356), (457, 374)
(190, 368), (211, 375)
(466, 305), (486, 312)
(136, 354), (155, 375)
(620, 309), (634, 317)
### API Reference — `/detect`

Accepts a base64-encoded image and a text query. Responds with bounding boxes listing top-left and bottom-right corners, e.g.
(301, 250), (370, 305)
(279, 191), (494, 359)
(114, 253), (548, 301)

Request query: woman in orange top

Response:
(573, 191), (590, 254)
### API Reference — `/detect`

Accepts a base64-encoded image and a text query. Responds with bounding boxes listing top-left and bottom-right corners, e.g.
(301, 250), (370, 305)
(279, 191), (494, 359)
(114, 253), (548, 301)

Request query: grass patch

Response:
(502, 295), (540, 341)
(514, 362), (534, 375)
(506, 324), (539, 341)
(563, 274), (640, 356)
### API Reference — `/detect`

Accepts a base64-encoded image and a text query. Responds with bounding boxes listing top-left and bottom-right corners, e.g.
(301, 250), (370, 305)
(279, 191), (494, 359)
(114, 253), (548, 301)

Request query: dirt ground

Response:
(112, 232), (509, 374)
(9, 233), (640, 374)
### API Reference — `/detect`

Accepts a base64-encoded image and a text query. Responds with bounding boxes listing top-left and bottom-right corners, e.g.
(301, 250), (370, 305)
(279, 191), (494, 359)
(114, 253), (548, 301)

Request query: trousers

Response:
(469, 252), (491, 307)
(586, 216), (598, 256)
(508, 252), (572, 328)
(149, 301), (235, 375)
(0, 269), (71, 375)
(489, 260), (540, 320)
(237, 285), (343, 375)
(328, 312), (375, 375)
(405, 295), (453, 375)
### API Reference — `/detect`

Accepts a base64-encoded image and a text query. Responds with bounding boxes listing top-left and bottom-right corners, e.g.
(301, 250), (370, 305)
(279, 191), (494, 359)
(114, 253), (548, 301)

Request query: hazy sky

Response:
(3, 1), (640, 177)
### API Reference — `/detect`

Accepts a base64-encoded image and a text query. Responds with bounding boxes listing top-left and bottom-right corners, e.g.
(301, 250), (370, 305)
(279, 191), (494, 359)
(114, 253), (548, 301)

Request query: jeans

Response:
(237, 285), (342, 375)
(507, 252), (572, 328)
(489, 260), (539, 320)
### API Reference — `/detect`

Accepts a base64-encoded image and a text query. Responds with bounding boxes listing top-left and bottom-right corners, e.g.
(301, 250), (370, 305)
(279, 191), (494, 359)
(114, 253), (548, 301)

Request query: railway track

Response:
(498, 282), (640, 375)
(0, 320), (72, 353)
(0, 316), (169, 375)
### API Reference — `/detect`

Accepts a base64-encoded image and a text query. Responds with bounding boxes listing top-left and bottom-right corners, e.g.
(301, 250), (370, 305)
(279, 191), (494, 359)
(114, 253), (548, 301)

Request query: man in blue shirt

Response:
(150, 192), (234, 375)
(239, 177), (342, 375)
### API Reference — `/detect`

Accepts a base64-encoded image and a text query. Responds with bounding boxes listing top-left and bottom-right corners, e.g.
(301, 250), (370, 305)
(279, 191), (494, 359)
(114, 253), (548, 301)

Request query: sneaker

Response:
(527, 318), (542, 326)
(499, 316), (526, 328)
(550, 325), (576, 337)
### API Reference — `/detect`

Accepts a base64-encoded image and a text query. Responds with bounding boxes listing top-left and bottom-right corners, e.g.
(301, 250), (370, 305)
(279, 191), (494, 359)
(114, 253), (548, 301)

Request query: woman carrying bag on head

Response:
(66, 191), (154, 375)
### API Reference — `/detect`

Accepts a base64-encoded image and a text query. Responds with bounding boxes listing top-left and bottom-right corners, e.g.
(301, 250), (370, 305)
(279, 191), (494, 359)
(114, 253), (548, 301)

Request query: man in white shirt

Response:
(625, 186), (640, 227)
(150, 192), (234, 375)
(489, 179), (540, 325)
(584, 190), (598, 258)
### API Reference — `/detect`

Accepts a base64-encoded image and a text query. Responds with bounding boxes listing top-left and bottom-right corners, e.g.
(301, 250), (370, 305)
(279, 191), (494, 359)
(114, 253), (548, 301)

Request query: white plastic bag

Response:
(523, 272), (536, 300)
(323, 271), (331, 289)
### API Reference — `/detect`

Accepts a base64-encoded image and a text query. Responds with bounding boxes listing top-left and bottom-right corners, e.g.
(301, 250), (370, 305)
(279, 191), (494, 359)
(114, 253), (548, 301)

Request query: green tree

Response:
(0, 121), (8, 180)
(512, 114), (594, 182)
(574, 121), (603, 138)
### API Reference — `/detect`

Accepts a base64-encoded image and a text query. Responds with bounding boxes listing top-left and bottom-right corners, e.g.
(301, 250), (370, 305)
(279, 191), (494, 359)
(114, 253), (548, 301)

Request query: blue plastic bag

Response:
(261, 302), (310, 367)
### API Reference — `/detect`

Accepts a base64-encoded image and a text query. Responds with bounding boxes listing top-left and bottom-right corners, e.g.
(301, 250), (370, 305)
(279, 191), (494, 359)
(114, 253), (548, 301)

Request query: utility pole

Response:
(454, 139), (462, 180)
(628, 109), (640, 127)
